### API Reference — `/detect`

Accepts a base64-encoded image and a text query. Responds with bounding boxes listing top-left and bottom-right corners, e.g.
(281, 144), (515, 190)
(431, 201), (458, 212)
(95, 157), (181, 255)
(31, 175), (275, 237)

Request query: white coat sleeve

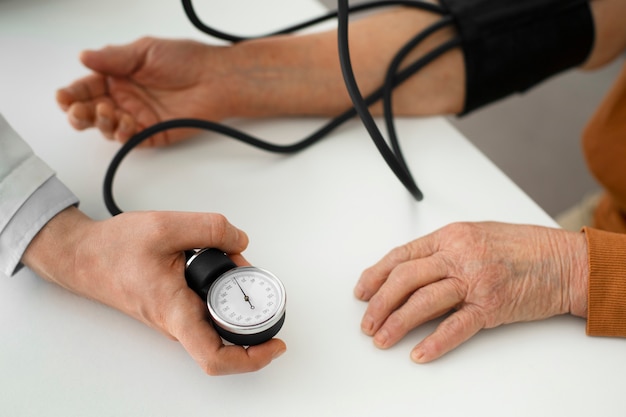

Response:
(0, 114), (79, 277)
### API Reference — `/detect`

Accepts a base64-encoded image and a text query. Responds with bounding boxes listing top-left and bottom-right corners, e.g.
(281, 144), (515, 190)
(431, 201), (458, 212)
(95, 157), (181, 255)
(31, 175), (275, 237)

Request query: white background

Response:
(1, 1), (624, 416)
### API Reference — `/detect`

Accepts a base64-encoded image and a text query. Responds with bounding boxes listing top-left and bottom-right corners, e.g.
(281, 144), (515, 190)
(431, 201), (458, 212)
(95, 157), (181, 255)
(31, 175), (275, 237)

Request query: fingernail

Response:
(374, 329), (389, 348)
(117, 119), (130, 134)
(237, 229), (249, 247)
(354, 285), (365, 300)
(69, 114), (89, 129)
(361, 316), (375, 334)
(97, 115), (112, 129)
(411, 348), (425, 363)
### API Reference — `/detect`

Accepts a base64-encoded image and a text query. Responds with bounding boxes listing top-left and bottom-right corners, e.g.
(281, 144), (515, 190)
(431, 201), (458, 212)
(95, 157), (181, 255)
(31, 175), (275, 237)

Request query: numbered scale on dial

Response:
(185, 248), (286, 346)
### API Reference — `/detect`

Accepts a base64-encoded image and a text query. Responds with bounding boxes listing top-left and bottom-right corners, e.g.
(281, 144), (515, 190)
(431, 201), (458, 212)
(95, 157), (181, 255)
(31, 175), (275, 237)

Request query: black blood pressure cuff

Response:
(438, 0), (595, 114)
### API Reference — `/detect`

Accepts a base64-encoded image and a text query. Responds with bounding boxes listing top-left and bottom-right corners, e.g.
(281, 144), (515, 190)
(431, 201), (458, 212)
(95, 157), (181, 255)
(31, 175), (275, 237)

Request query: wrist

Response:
(22, 206), (94, 293)
(566, 231), (589, 318)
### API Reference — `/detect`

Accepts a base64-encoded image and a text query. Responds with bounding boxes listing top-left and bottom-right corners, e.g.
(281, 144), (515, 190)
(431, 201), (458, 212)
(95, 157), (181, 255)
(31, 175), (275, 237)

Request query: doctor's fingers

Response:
(360, 254), (453, 336)
(355, 233), (440, 301)
(165, 287), (286, 375)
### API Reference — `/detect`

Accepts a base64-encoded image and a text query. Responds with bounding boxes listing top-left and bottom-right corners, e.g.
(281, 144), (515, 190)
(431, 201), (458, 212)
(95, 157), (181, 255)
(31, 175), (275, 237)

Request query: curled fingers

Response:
(361, 253), (457, 338)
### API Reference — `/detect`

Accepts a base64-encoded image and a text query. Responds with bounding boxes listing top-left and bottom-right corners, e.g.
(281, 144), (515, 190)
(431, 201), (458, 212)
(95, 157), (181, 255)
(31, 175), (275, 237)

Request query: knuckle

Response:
(209, 212), (228, 227)
(443, 221), (477, 238)
(142, 212), (170, 239)
(454, 306), (486, 331)
(208, 213), (230, 240)
(136, 35), (156, 46)
(368, 293), (389, 315)
(444, 277), (466, 301)
(406, 287), (435, 312)
(388, 244), (412, 265)
(201, 360), (222, 376)
(391, 262), (417, 287)
(385, 312), (409, 334)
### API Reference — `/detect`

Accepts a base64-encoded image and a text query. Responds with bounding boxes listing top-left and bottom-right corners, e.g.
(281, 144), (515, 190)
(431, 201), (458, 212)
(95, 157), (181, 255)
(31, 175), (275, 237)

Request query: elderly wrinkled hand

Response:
(354, 221), (588, 363)
(56, 37), (233, 146)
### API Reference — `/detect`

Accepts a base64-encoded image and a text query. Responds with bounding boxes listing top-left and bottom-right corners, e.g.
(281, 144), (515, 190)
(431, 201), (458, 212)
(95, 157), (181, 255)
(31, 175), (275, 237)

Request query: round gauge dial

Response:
(208, 266), (286, 338)
(185, 248), (286, 346)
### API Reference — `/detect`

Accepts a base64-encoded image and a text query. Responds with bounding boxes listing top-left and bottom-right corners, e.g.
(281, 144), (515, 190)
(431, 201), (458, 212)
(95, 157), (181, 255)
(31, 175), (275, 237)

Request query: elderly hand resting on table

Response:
(354, 222), (589, 363)
(23, 207), (286, 375)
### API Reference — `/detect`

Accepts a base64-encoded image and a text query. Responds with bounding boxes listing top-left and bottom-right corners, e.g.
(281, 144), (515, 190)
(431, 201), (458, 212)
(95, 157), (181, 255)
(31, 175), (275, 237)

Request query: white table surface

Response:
(1, 1), (624, 416)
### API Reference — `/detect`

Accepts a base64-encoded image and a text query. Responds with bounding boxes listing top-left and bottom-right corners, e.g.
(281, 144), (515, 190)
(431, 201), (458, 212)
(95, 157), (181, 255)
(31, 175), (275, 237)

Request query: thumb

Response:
(153, 212), (250, 255)
(80, 39), (149, 76)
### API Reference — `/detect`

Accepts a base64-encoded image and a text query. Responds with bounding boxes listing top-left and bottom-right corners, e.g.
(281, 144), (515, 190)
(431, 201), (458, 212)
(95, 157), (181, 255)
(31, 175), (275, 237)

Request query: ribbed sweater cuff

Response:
(583, 226), (626, 336)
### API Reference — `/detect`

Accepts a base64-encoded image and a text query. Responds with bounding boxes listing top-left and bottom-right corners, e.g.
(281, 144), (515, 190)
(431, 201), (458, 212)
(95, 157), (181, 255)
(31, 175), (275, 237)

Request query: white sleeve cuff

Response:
(0, 176), (79, 277)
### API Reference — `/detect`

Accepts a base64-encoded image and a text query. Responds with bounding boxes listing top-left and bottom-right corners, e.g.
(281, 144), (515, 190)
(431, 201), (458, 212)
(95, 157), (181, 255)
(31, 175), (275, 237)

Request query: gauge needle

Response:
(233, 277), (255, 309)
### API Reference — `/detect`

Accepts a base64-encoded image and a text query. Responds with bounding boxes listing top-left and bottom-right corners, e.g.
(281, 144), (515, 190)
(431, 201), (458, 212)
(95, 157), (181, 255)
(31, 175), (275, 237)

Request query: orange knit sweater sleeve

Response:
(580, 62), (626, 336)
(583, 226), (626, 336)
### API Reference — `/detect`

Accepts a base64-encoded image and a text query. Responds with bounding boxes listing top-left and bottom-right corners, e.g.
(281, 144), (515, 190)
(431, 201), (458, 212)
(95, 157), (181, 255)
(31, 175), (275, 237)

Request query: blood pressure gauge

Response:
(185, 248), (286, 346)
